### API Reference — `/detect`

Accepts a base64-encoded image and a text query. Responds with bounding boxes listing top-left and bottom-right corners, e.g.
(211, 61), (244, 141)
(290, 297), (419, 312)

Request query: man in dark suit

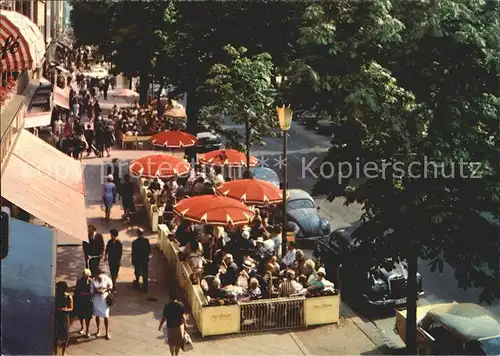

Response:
(131, 228), (151, 292)
(105, 229), (123, 290)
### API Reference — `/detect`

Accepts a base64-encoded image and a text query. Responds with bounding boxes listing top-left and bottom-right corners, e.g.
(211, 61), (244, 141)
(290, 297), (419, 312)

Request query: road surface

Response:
(225, 118), (500, 347)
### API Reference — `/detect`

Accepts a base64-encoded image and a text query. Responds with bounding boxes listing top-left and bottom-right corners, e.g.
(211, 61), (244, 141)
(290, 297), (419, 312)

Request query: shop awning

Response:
(0, 10), (46, 72)
(24, 111), (51, 128)
(1, 130), (87, 241)
(53, 86), (70, 110)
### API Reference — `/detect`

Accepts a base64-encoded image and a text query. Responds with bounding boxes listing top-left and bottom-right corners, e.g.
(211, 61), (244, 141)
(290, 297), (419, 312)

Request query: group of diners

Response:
(167, 213), (335, 305)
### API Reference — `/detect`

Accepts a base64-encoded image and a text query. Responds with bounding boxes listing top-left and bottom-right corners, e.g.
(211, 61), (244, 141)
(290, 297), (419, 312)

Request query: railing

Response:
(240, 297), (305, 333)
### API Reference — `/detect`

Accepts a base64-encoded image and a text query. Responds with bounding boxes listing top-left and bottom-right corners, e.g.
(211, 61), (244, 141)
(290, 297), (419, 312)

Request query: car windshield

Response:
(288, 199), (315, 210)
(467, 336), (500, 355)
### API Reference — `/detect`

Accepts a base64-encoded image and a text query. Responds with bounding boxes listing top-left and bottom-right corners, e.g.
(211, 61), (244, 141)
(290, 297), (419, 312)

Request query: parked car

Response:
(395, 302), (500, 355)
(185, 131), (222, 155)
(251, 167), (280, 187)
(316, 120), (337, 137)
(313, 227), (424, 311)
(281, 189), (331, 241)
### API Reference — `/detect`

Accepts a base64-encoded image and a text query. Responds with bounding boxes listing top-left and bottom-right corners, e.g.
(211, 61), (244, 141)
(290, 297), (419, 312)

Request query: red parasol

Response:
(217, 178), (287, 205)
(129, 154), (190, 178)
(173, 195), (255, 226)
(198, 149), (258, 167)
(149, 130), (197, 148)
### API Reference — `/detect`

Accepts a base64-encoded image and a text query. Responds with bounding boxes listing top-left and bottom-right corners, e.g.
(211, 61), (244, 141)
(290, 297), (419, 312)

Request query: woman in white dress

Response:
(91, 267), (113, 340)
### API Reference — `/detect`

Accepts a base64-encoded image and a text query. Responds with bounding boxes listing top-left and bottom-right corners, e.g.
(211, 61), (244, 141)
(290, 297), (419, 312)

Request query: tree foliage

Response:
(292, 0), (500, 301)
(200, 45), (277, 151)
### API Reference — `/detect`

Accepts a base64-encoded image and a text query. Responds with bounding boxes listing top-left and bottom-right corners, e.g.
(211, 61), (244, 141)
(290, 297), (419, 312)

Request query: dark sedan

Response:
(314, 227), (424, 312)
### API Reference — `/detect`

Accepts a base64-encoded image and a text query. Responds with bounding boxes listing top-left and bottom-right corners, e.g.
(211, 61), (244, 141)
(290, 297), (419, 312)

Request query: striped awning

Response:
(1, 10), (46, 72)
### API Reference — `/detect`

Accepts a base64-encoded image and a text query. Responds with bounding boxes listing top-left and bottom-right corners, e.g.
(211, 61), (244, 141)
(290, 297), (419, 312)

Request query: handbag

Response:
(105, 290), (116, 306)
(181, 331), (194, 351)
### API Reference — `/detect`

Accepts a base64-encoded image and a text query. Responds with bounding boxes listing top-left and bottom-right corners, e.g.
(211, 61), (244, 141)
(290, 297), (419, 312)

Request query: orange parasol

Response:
(217, 178), (287, 205)
(198, 149), (258, 167)
(149, 130), (197, 148)
(129, 154), (190, 178)
(173, 195), (255, 226)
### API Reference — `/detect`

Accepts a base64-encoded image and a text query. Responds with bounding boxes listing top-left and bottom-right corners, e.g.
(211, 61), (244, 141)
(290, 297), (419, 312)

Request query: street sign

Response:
(286, 231), (295, 243)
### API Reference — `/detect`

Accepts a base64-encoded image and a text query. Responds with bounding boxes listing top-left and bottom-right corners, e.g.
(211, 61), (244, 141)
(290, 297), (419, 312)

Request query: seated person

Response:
(236, 261), (253, 289)
(262, 263), (276, 298)
(279, 270), (304, 297)
(148, 177), (161, 192)
(269, 255), (281, 276)
(192, 177), (206, 195)
(262, 235), (276, 254)
(282, 242), (297, 268)
(307, 267), (334, 293)
(207, 278), (231, 299)
(219, 254), (239, 286)
(302, 259), (317, 283)
(186, 241), (206, 270)
(241, 278), (262, 301)
(293, 250), (306, 276)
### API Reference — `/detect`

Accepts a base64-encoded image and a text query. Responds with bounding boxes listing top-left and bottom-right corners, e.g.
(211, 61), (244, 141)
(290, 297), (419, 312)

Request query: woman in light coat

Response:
(91, 267), (113, 340)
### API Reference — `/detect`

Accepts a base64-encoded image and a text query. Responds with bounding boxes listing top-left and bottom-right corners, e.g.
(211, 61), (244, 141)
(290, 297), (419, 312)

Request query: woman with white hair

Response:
(102, 174), (116, 222)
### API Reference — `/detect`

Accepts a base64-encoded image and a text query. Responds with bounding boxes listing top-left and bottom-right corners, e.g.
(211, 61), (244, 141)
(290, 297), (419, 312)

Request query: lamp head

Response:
(276, 105), (293, 131)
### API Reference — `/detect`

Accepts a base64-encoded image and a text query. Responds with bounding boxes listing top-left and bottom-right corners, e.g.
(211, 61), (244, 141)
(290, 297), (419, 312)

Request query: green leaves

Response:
(294, 0), (500, 300)
(200, 45), (278, 151)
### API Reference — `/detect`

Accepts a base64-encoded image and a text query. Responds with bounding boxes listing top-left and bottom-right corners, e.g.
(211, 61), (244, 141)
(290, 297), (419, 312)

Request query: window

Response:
(287, 199), (315, 210)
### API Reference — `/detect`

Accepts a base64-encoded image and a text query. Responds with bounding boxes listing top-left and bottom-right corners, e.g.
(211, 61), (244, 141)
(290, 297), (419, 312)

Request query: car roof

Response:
(427, 303), (500, 342)
(288, 189), (314, 201)
(251, 167), (280, 186)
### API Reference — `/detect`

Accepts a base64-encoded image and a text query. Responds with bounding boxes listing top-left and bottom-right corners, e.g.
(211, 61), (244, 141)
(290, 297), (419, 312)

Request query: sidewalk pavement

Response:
(55, 92), (382, 355)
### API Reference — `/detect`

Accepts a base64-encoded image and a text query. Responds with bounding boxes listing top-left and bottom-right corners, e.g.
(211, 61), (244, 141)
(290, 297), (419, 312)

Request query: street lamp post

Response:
(276, 103), (293, 252)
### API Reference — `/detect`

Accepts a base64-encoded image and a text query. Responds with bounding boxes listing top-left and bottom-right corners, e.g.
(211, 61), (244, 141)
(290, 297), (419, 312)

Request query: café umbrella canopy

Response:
(217, 178), (288, 205)
(149, 130), (197, 148)
(199, 149), (258, 167)
(174, 195), (255, 226)
(129, 154), (190, 179)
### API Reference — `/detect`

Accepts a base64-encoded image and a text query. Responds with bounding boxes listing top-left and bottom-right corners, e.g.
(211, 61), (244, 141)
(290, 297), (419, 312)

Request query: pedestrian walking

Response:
(121, 174), (135, 219)
(158, 292), (187, 356)
(89, 233), (105, 276)
(102, 175), (116, 222)
(73, 269), (93, 338)
(132, 228), (151, 292)
(84, 124), (96, 157)
(90, 267), (113, 340)
(102, 79), (109, 100)
(95, 117), (105, 157)
(103, 125), (114, 158)
(54, 281), (73, 356)
(83, 225), (96, 265)
(105, 229), (123, 289)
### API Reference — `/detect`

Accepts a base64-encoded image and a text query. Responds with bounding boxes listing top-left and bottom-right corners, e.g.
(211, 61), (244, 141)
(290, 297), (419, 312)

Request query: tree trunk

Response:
(157, 79), (164, 118)
(405, 239), (418, 355)
(138, 72), (150, 107)
(186, 89), (200, 161)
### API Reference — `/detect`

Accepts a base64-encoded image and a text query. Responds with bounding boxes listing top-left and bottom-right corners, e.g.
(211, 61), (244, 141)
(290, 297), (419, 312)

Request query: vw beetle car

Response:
(396, 303), (500, 355)
(283, 189), (331, 241)
(314, 227), (424, 311)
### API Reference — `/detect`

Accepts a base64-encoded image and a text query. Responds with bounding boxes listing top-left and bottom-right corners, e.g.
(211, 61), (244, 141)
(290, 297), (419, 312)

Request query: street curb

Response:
(289, 331), (313, 356)
(341, 303), (404, 354)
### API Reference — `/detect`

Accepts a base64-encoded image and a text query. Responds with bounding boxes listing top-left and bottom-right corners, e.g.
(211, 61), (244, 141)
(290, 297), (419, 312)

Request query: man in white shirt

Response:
(282, 242), (297, 268)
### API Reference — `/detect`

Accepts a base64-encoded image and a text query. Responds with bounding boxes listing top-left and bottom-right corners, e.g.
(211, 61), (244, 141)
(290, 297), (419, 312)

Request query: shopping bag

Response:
(163, 326), (168, 344)
(181, 331), (194, 351)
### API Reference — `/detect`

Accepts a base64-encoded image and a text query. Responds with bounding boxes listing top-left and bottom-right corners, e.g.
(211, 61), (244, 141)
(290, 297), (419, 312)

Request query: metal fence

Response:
(239, 296), (305, 333)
